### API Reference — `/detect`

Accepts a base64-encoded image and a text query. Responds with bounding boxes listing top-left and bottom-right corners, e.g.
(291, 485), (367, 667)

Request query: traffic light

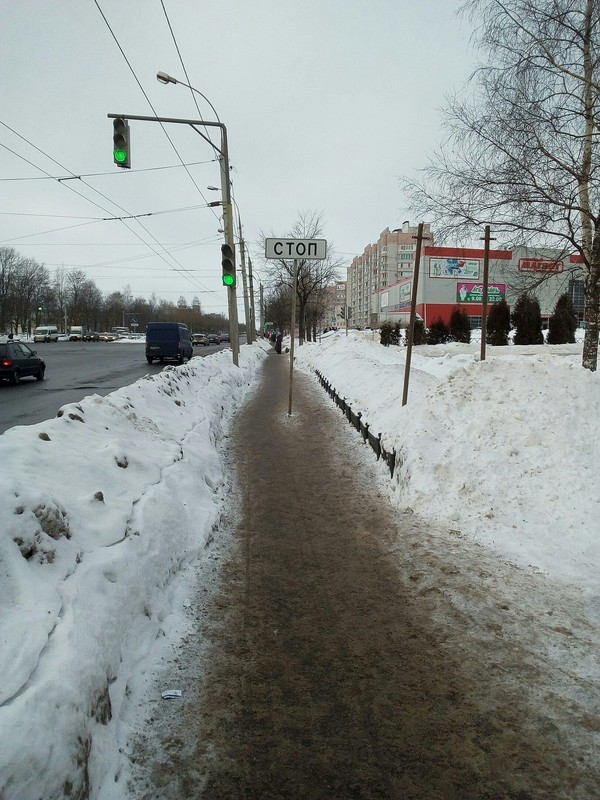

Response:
(221, 243), (236, 287)
(113, 117), (131, 169)
(37, 305), (44, 312)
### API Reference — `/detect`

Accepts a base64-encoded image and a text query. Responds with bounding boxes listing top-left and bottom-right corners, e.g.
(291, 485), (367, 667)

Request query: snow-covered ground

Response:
(1, 330), (599, 799)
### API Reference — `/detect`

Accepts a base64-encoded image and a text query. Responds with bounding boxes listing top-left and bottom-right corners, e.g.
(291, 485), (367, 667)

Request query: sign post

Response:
(264, 238), (327, 415)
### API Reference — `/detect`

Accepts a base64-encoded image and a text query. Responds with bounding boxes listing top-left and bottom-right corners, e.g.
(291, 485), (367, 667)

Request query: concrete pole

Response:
(219, 126), (239, 366)
(237, 216), (251, 344)
(248, 257), (256, 344)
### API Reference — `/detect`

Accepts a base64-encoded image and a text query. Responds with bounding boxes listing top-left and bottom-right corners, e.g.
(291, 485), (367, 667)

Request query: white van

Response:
(69, 326), (85, 341)
(33, 325), (59, 343)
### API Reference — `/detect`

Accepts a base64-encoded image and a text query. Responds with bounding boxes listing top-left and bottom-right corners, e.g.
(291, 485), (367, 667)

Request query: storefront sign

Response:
(518, 257), (564, 273)
(399, 280), (412, 302)
(429, 258), (480, 279)
(457, 283), (505, 303)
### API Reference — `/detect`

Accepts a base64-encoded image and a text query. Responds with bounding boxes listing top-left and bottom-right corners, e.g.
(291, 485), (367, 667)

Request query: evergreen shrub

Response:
(486, 299), (511, 346)
(547, 293), (577, 344)
(511, 294), (543, 345)
(427, 318), (451, 345)
(449, 307), (471, 343)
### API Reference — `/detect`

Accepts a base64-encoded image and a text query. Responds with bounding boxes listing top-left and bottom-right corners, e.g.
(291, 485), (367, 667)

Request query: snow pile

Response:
(0, 344), (267, 800)
(294, 332), (600, 594)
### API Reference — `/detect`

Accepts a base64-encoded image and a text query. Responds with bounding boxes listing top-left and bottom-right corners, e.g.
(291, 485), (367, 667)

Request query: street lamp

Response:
(156, 70), (239, 365)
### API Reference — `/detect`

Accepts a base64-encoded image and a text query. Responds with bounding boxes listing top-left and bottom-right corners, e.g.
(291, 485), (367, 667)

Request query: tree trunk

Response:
(582, 230), (600, 371)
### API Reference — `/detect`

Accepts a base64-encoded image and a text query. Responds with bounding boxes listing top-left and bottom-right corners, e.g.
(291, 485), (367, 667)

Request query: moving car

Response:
(33, 325), (59, 343)
(219, 332), (230, 343)
(0, 341), (46, 384)
(192, 333), (209, 347)
(145, 322), (193, 364)
(207, 333), (220, 345)
(83, 331), (100, 342)
(98, 332), (116, 341)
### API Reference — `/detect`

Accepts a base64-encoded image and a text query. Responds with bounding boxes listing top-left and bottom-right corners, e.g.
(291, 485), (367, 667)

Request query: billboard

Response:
(429, 258), (480, 279)
(457, 283), (506, 303)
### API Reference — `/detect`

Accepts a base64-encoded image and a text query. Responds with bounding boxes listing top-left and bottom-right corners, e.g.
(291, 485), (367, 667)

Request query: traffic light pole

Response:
(107, 112), (240, 366)
(218, 124), (239, 365)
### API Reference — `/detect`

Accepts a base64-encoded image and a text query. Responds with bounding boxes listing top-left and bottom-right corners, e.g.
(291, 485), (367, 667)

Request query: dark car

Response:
(192, 333), (209, 347)
(145, 322), (193, 364)
(219, 332), (230, 343)
(207, 333), (220, 345)
(0, 342), (46, 384)
(83, 331), (100, 342)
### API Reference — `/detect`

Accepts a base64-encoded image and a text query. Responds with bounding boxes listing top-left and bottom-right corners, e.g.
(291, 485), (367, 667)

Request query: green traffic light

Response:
(222, 273), (235, 287)
(114, 148), (127, 164)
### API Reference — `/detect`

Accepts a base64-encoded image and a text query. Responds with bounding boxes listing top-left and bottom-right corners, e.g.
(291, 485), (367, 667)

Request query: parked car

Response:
(83, 330), (100, 342)
(33, 325), (59, 343)
(192, 333), (209, 347)
(219, 332), (230, 343)
(0, 341), (46, 384)
(145, 322), (193, 364)
(207, 333), (220, 345)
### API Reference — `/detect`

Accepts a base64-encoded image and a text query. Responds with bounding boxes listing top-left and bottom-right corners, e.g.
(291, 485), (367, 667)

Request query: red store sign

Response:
(518, 257), (564, 273)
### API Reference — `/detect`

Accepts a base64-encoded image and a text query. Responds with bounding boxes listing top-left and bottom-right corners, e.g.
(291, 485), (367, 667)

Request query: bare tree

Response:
(259, 211), (345, 343)
(403, 0), (600, 369)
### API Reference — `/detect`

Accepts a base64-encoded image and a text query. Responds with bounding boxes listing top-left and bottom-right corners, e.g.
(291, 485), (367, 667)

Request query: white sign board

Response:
(265, 238), (327, 260)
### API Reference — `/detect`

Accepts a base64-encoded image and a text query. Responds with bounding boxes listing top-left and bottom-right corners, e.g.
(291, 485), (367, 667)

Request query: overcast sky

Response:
(1, 0), (475, 317)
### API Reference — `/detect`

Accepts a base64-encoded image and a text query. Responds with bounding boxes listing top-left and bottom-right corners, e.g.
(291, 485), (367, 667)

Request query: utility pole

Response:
(402, 223), (430, 407)
(247, 257), (256, 344)
(237, 212), (251, 343)
(259, 283), (264, 336)
(218, 124), (239, 366)
(480, 225), (495, 362)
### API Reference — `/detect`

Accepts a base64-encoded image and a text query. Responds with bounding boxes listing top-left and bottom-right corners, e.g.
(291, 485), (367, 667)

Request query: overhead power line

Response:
(0, 120), (216, 295)
(0, 158), (216, 181)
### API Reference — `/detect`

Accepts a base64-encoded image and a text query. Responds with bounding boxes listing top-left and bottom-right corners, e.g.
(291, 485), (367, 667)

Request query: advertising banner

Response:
(457, 283), (506, 303)
(429, 258), (480, 279)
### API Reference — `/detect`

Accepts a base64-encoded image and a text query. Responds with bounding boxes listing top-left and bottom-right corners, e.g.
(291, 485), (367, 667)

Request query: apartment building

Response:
(347, 222), (433, 328)
(319, 281), (347, 329)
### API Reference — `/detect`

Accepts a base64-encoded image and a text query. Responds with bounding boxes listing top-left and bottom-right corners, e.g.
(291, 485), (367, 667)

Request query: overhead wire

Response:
(0, 121), (215, 295)
(0, 159), (216, 181)
(93, 0), (220, 221)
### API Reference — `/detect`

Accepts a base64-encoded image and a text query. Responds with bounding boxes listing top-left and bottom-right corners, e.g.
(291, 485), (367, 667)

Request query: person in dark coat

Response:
(275, 331), (283, 354)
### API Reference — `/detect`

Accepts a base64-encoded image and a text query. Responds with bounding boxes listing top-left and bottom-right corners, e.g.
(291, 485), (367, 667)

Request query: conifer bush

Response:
(449, 307), (471, 343)
(427, 318), (451, 345)
(547, 293), (577, 344)
(380, 321), (393, 346)
(391, 322), (402, 346)
(413, 319), (427, 345)
(486, 299), (511, 346)
(511, 294), (544, 345)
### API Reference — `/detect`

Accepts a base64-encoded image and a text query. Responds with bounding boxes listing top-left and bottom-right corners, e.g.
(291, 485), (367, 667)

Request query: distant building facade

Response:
(347, 222), (433, 328)
(319, 281), (347, 330)
(348, 225), (585, 329)
(378, 244), (585, 328)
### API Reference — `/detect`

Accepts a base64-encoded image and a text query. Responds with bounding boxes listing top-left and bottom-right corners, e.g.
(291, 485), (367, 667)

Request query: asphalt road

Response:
(0, 340), (227, 434)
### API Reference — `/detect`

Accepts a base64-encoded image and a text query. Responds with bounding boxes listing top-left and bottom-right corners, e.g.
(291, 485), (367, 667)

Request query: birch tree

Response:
(403, 0), (600, 369)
